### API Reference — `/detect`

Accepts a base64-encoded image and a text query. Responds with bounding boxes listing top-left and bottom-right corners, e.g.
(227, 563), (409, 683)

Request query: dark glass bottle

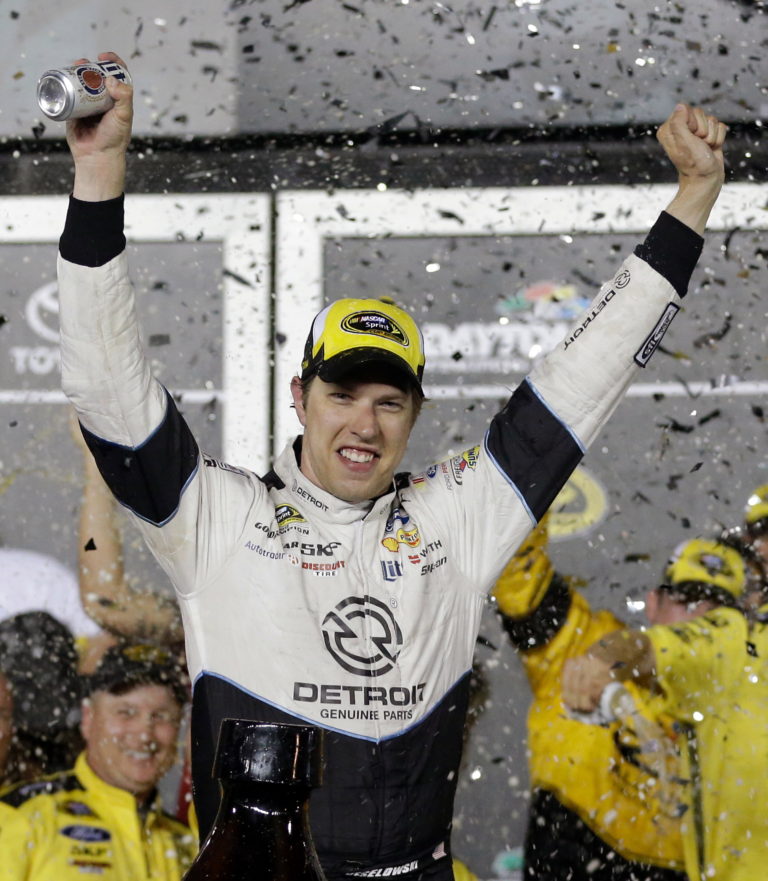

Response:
(182, 719), (326, 881)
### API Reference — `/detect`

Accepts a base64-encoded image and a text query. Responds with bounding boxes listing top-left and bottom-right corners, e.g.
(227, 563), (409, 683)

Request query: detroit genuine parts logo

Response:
(321, 595), (403, 676)
(298, 595), (421, 722)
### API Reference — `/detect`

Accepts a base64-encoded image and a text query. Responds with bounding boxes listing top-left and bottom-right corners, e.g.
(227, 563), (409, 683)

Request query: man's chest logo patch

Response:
(322, 595), (403, 676)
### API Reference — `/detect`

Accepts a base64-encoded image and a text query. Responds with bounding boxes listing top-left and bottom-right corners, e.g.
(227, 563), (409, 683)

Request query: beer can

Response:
(36, 60), (131, 122)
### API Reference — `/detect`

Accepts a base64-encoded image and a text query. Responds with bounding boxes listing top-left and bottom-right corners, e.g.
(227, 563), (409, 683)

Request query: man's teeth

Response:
(125, 750), (154, 760)
(340, 449), (374, 463)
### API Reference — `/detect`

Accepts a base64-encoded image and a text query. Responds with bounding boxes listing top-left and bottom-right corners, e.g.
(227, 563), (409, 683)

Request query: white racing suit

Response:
(58, 195), (702, 880)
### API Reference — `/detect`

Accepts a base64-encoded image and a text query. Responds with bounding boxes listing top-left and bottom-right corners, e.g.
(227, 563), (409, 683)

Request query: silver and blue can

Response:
(36, 60), (131, 121)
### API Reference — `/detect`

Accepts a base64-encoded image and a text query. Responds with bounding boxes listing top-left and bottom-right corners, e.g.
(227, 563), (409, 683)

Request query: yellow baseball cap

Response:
(745, 483), (768, 534)
(301, 298), (425, 396)
(662, 537), (746, 605)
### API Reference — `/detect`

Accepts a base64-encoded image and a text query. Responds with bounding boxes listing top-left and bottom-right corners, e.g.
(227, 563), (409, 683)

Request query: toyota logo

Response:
(321, 595), (403, 677)
(25, 281), (61, 343)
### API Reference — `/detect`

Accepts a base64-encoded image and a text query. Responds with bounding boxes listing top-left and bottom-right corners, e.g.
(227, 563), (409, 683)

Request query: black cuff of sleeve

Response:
(498, 573), (572, 651)
(633, 211), (703, 299)
(59, 194), (126, 267)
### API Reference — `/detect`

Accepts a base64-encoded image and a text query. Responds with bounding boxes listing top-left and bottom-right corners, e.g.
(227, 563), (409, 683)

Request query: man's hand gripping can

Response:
(36, 60), (131, 121)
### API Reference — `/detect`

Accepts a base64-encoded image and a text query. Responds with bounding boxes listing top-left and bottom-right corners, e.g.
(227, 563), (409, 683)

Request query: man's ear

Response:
(290, 376), (308, 427)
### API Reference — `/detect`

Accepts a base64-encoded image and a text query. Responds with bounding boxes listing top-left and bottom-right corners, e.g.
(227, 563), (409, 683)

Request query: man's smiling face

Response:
(291, 375), (418, 504)
(81, 684), (181, 802)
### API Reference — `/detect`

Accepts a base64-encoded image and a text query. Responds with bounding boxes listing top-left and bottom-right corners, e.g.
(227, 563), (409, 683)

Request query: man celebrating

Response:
(0, 643), (195, 881)
(58, 50), (727, 881)
(493, 519), (694, 881)
(562, 538), (767, 881)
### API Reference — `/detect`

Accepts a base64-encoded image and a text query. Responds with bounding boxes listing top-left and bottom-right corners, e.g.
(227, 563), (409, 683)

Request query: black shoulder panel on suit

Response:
(487, 379), (583, 521)
(79, 388), (199, 526)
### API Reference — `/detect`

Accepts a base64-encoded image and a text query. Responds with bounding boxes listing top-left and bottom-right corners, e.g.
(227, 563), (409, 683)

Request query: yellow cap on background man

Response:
(662, 537), (746, 606)
(301, 298), (426, 396)
(86, 642), (188, 705)
(745, 483), (768, 535)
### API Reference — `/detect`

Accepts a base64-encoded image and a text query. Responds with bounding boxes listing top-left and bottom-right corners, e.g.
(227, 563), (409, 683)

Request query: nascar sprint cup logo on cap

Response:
(321, 595), (403, 676)
(341, 311), (409, 347)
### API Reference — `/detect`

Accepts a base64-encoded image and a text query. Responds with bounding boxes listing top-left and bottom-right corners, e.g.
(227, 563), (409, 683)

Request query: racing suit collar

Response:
(74, 752), (163, 820)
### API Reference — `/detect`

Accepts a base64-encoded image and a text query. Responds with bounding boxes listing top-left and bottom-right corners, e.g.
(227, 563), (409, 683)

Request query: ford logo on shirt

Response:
(60, 825), (112, 842)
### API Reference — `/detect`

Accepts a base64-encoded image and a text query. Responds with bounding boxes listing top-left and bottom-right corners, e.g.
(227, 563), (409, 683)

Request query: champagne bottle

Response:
(183, 719), (326, 881)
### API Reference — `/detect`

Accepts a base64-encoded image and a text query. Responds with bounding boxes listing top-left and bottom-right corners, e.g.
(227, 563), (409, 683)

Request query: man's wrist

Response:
(675, 174), (723, 204)
(72, 156), (126, 202)
(665, 174), (723, 236)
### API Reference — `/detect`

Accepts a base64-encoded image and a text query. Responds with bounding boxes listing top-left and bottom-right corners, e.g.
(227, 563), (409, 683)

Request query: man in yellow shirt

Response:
(563, 537), (767, 881)
(494, 528), (752, 880)
(0, 643), (196, 880)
